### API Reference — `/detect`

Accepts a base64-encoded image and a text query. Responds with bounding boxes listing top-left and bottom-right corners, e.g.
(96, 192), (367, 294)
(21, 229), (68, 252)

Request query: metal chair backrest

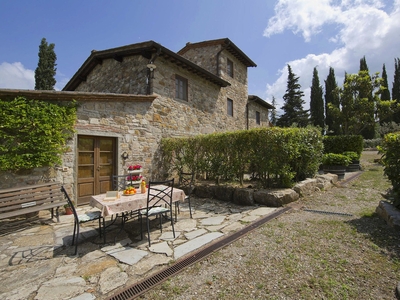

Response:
(61, 186), (79, 221)
(179, 172), (195, 195)
(112, 175), (128, 191)
(146, 179), (174, 212)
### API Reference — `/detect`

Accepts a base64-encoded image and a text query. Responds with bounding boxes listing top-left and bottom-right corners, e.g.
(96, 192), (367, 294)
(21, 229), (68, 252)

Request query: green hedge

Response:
(378, 133), (400, 208)
(323, 135), (364, 156)
(161, 127), (323, 188)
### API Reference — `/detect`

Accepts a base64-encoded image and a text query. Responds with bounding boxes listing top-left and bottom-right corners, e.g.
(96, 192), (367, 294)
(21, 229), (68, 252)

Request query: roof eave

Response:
(248, 95), (275, 109)
(63, 41), (230, 91)
(0, 89), (157, 102)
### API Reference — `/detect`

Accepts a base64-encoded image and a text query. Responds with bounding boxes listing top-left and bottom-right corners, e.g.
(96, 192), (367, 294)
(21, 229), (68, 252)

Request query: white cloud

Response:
(0, 62), (68, 91)
(0, 62), (35, 89)
(265, 0), (400, 112)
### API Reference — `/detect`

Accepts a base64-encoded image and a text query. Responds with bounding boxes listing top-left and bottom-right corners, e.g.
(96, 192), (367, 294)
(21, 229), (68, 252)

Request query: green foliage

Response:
(322, 153), (351, 166)
(269, 96), (277, 126)
(310, 67), (324, 131)
(331, 71), (376, 137)
(364, 138), (382, 149)
(378, 133), (400, 208)
(276, 65), (309, 128)
(380, 64), (391, 102)
(342, 151), (360, 162)
(392, 58), (400, 123)
(0, 97), (76, 171)
(323, 135), (364, 156)
(35, 37), (57, 90)
(161, 127), (323, 188)
(325, 67), (341, 135)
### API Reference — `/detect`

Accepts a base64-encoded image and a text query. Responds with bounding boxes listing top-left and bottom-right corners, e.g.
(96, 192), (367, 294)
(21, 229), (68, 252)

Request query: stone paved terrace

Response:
(0, 194), (288, 300)
(0, 173), (345, 300)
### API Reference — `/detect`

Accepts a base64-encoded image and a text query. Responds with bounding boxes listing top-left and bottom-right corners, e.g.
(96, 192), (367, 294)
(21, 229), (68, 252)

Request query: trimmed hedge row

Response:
(378, 133), (400, 208)
(323, 135), (364, 156)
(161, 127), (324, 188)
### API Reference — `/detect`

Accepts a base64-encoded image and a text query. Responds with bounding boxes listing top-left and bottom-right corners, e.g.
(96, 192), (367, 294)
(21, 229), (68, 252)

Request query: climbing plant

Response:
(0, 97), (77, 171)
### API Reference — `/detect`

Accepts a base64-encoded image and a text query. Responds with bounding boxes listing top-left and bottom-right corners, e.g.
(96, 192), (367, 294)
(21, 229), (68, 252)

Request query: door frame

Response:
(75, 133), (121, 206)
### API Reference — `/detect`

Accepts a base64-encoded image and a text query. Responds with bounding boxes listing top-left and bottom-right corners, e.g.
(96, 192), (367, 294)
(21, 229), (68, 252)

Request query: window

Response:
(256, 111), (261, 125)
(175, 75), (188, 100)
(227, 59), (234, 77)
(227, 98), (233, 116)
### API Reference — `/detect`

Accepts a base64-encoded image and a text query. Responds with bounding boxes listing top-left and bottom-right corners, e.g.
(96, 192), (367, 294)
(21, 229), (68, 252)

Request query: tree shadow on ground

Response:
(346, 213), (400, 260)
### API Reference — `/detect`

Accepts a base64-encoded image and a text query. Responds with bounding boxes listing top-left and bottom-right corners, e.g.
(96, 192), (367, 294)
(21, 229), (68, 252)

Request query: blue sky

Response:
(1, 0), (399, 112)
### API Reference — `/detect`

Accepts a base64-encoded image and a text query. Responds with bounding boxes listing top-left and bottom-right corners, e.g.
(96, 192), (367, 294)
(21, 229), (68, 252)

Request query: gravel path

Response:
(140, 152), (400, 300)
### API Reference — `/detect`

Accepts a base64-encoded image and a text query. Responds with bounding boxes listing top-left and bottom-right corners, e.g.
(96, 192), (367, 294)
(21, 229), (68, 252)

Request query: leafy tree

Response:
(393, 58), (400, 123)
(310, 67), (324, 131)
(329, 70), (393, 136)
(324, 67), (341, 135)
(270, 96), (277, 125)
(34, 38), (57, 90)
(276, 65), (309, 127)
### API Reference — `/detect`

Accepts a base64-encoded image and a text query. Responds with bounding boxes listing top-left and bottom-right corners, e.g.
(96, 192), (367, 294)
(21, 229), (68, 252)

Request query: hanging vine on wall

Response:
(0, 96), (77, 171)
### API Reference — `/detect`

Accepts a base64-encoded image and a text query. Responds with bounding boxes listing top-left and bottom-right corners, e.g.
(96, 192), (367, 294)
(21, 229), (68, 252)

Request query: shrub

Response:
(343, 151), (360, 162)
(161, 127), (323, 188)
(378, 133), (400, 208)
(364, 138), (381, 149)
(322, 153), (351, 166)
(323, 135), (363, 156)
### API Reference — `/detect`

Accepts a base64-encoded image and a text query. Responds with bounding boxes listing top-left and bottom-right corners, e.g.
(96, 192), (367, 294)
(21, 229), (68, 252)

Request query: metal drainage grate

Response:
(106, 206), (292, 300)
(303, 208), (353, 217)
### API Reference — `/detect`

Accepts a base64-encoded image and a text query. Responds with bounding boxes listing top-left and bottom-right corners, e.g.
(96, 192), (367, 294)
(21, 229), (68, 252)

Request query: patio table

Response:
(90, 186), (186, 217)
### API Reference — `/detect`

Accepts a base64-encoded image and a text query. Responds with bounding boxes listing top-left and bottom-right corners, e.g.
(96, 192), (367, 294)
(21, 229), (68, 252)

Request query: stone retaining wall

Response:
(192, 173), (339, 207)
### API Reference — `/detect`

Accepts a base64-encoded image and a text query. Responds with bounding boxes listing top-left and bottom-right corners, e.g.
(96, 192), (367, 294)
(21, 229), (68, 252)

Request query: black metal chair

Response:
(138, 179), (175, 247)
(112, 175), (128, 191)
(61, 186), (106, 255)
(178, 172), (194, 218)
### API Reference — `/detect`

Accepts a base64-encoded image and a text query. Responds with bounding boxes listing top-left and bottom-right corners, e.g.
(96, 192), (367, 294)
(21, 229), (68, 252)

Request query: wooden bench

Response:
(0, 182), (66, 222)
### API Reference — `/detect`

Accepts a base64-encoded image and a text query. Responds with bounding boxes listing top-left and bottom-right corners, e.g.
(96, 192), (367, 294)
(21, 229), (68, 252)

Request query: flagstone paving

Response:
(0, 196), (281, 300)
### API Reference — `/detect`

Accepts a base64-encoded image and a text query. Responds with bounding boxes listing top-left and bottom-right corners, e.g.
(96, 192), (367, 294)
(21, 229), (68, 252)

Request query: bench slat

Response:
(0, 182), (66, 222)
(0, 201), (62, 220)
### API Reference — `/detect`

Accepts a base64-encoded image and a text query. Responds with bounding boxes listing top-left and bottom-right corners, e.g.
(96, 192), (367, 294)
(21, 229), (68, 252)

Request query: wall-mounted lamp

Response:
(146, 63), (157, 72)
(121, 152), (129, 160)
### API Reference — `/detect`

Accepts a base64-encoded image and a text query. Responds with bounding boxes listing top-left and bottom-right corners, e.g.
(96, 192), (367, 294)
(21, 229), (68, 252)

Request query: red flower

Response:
(128, 164), (142, 170)
(127, 175), (142, 181)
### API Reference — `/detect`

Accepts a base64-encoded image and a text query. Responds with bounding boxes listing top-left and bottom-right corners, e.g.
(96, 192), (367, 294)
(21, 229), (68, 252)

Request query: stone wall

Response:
(247, 100), (271, 128)
(193, 173), (338, 207)
(0, 47), (270, 202)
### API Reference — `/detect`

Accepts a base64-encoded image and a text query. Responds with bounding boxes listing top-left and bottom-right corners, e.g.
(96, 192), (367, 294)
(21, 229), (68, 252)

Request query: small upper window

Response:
(256, 111), (261, 125)
(175, 75), (188, 101)
(227, 98), (233, 116)
(227, 59), (234, 78)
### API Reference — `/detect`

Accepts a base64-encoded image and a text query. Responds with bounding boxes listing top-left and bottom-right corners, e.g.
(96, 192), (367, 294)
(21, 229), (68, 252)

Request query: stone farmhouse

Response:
(0, 38), (274, 205)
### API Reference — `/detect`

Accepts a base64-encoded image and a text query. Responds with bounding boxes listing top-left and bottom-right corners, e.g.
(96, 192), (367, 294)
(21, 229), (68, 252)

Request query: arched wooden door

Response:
(77, 135), (116, 205)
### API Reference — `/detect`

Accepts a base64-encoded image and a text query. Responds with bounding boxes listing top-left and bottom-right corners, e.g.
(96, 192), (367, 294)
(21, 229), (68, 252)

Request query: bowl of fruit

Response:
(123, 186), (136, 195)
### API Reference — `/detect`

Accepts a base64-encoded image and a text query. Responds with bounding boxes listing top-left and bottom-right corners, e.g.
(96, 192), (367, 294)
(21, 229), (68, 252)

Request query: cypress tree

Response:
(393, 58), (400, 123)
(381, 64), (391, 101)
(276, 65), (309, 127)
(310, 67), (324, 131)
(324, 67), (341, 135)
(270, 96), (277, 126)
(360, 56), (369, 72)
(380, 64), (392, 124)
(34, 38), (57, 90)
(358, 56), (375, 139)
